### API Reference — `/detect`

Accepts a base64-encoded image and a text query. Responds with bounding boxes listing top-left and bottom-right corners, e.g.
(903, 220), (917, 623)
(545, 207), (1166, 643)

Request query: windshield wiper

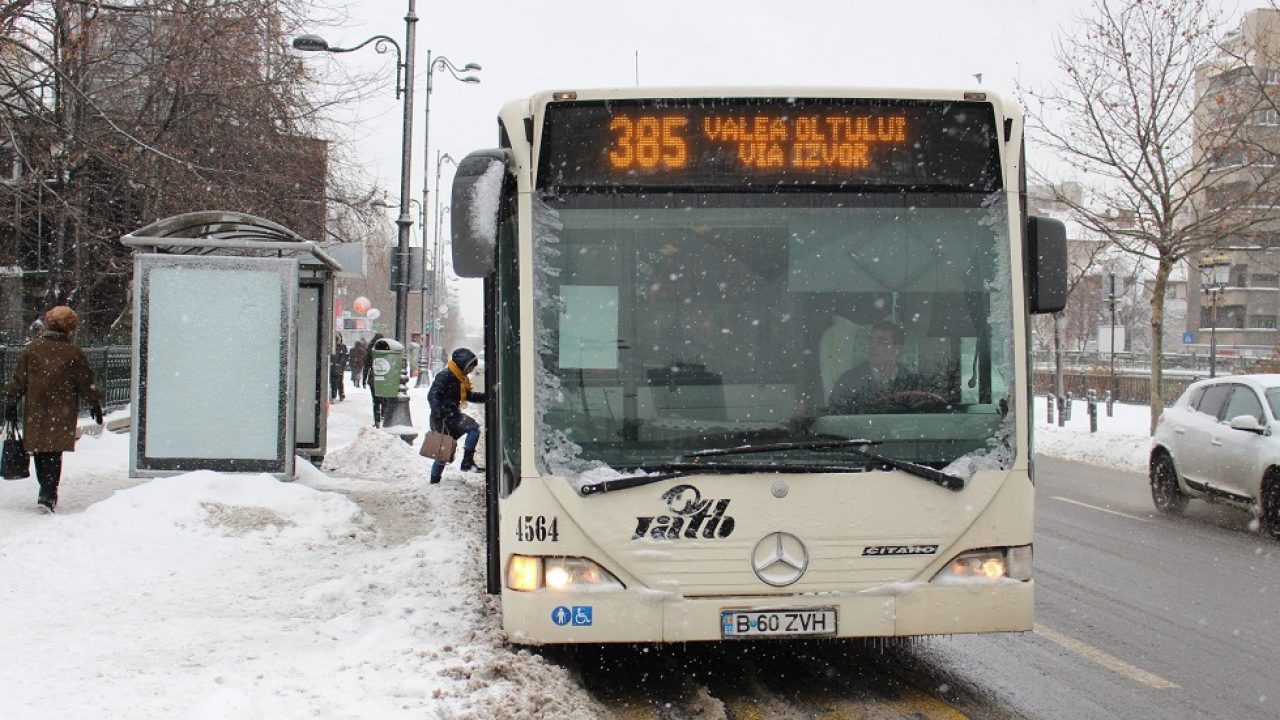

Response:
(841, 446), (965, 491)
(578, 462), (875, 496)
(683, 438), (965, 491)
(681, 438), (882, 459)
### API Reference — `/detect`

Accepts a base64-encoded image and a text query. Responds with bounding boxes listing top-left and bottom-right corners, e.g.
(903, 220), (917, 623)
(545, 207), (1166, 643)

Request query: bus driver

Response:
(828, 321), (945, 414)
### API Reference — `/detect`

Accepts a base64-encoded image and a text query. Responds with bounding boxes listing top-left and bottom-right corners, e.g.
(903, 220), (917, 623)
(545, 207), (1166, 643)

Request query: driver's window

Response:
(1223, 385), (1264, 424)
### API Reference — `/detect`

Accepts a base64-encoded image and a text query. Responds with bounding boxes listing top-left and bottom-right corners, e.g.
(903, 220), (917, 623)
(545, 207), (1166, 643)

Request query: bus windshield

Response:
(534, 190), (1016, 473)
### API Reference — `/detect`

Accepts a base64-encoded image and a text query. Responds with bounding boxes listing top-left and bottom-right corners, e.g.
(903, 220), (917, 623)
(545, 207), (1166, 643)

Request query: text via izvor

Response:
(551, 605), (594, 626)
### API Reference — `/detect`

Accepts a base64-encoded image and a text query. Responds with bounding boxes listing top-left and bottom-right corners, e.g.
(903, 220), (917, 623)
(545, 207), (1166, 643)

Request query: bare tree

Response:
(0, 0), (389, 341)
(1023, 0), (1280, 433)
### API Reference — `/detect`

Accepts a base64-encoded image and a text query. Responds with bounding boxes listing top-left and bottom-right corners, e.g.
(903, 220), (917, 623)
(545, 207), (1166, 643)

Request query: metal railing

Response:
(1032, 349), (1279, 375)
(1033, 370), (1190, 408)
(0, 344), (131, 412)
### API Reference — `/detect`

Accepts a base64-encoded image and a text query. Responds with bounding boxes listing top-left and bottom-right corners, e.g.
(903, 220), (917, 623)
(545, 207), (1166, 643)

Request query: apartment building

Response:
(1189, 8), (1280, 359)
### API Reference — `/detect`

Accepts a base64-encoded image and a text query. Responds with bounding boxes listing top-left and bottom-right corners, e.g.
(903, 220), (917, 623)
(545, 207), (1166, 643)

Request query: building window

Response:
(1251, 108), (1280, 125)
(1249, 315), (1277, 329)
(1253, 273), (1278, 287)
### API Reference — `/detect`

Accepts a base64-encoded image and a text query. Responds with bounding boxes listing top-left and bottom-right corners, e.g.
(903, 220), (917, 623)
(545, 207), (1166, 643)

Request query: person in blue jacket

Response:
(427, 347), (486, 483)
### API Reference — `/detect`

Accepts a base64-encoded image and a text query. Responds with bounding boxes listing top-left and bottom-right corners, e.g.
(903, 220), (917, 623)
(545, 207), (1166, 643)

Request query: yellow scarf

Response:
(448, 360), (472, 407)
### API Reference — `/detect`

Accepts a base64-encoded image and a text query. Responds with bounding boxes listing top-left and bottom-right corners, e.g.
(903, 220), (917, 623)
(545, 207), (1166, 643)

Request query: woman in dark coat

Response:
(426, 347), (486, 484)
(4, 306), (104, 513)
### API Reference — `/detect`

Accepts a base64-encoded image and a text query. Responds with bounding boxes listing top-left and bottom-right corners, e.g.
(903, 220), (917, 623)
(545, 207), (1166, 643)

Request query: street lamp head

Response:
(1214, 255), (1231, 288)
(292, 34), (331, 52)
(431, 55), (483, 83)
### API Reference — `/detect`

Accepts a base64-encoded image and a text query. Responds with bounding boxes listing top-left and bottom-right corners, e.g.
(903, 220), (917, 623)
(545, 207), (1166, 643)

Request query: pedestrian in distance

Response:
(349, 339), (366, 388)
(3, 306), (104, 513)
(329, 333), (348, 402)
(427, 347), (486, 484)
(364, 333), (385, 427)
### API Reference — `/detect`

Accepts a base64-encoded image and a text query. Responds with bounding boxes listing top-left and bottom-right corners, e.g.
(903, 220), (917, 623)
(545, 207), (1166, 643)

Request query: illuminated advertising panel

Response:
(537, 98), (1002, 191)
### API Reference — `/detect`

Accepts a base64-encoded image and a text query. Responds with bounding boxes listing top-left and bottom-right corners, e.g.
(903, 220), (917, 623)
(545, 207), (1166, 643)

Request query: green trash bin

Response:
(369, 338), (405, 398)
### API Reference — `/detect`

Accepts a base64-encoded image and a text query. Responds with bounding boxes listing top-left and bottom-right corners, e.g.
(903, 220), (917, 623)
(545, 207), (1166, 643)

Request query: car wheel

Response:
(1150, 453), (1189, 514)
(1261, 473), (1280, 540)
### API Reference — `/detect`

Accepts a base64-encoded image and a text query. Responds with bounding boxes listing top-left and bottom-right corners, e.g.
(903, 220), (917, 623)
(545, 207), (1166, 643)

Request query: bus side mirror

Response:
(450, 149), (512, 278)
(1026, 215), (1067, 314)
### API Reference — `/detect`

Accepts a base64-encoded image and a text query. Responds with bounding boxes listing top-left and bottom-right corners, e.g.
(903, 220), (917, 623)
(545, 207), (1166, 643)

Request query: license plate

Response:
(720, 607), (838, 638)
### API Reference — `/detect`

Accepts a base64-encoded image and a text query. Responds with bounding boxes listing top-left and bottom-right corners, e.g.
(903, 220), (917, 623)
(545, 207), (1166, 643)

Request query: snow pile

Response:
(70, 470), (366, 542)
(322, 425), (430, 481)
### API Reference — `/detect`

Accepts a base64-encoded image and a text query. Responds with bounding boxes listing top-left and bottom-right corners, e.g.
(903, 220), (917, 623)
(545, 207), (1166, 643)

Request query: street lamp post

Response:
(294, 1), (419, 438)
(423, 151), (456, 378)
(416, 51), (480, 385)
(1200, 253), (1231, 379)
(1106, 273), (1119, 400)
(432, 203), (450, 362)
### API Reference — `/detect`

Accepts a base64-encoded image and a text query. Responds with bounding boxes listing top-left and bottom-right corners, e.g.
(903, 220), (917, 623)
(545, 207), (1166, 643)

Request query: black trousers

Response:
(33, 451), (62, 506)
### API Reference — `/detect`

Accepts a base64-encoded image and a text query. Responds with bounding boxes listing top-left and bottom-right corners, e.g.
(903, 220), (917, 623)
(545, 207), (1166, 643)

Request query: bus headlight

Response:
(508, 555), (543, 591)
(932, 545), (1032, 583)
(506, 555), (624, 592)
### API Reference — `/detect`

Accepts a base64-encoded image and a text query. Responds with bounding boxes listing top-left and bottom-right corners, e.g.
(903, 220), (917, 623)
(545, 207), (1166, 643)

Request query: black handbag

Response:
(2, 420), (30, 480)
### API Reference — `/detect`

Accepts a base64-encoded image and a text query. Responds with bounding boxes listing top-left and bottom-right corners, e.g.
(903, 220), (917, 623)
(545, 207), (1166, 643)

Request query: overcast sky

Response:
(304, 0), (1274, 192)
(296, 0), (1268, 326)
(309, 0), (1091, 196)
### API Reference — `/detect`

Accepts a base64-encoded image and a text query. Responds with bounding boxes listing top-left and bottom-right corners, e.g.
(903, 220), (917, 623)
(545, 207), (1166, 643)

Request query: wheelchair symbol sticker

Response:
(551, 605), (593, 627)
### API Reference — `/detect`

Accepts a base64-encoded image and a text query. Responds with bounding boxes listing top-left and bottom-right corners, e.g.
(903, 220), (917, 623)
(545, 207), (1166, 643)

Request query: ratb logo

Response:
(632, 484), (735, 541)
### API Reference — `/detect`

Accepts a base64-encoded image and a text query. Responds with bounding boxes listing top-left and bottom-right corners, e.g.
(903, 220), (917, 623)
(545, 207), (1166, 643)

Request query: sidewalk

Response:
(1034, 395), (1151, 474)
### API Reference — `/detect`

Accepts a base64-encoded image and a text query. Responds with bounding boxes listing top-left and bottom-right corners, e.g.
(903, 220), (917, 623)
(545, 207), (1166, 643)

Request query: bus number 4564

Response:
(516, 515), (560, 543)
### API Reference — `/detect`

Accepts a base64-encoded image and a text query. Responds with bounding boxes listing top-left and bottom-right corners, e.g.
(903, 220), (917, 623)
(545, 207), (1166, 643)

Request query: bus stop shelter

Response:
(121, 211), (344, 479)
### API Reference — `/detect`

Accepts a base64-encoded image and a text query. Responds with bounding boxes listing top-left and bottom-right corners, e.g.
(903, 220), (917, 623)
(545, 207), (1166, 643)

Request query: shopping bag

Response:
(419, 430), (457, 463)
(2, 421), (30, 480)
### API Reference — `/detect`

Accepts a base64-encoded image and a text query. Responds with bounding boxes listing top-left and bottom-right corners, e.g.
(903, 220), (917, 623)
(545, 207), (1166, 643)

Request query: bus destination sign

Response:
(538, 98), (1002, 191)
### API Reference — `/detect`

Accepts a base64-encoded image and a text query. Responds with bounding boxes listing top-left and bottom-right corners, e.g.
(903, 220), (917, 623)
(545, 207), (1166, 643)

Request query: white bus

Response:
(449, 88), (1066, 644)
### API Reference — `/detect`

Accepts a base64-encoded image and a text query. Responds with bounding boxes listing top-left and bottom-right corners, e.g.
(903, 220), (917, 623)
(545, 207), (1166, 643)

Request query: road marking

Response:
(1051, 496), (1152, 523)
(1034, 623), (1179, 689)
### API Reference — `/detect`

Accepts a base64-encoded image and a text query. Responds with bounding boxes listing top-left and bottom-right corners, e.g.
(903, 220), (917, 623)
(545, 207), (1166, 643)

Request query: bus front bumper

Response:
(501, 580), (1033, 645)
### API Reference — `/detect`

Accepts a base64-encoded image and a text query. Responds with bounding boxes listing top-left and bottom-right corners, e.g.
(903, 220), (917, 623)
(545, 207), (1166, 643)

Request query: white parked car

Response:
(1150, 374), (1280, 538)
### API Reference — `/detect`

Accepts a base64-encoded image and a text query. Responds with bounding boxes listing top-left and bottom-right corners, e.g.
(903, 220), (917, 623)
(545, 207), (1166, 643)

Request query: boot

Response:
(460, 449), (483, 473)
(429, 463), (444, 484)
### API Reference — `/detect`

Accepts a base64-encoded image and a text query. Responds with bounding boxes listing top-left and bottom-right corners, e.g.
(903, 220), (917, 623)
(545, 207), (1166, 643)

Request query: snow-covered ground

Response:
(0, 389), (1150, 719)
(1032, 394), (1153, 473)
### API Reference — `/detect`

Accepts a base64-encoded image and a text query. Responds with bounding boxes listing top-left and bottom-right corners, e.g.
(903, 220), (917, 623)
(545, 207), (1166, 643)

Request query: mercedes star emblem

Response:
(751, 532), (809, 587)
